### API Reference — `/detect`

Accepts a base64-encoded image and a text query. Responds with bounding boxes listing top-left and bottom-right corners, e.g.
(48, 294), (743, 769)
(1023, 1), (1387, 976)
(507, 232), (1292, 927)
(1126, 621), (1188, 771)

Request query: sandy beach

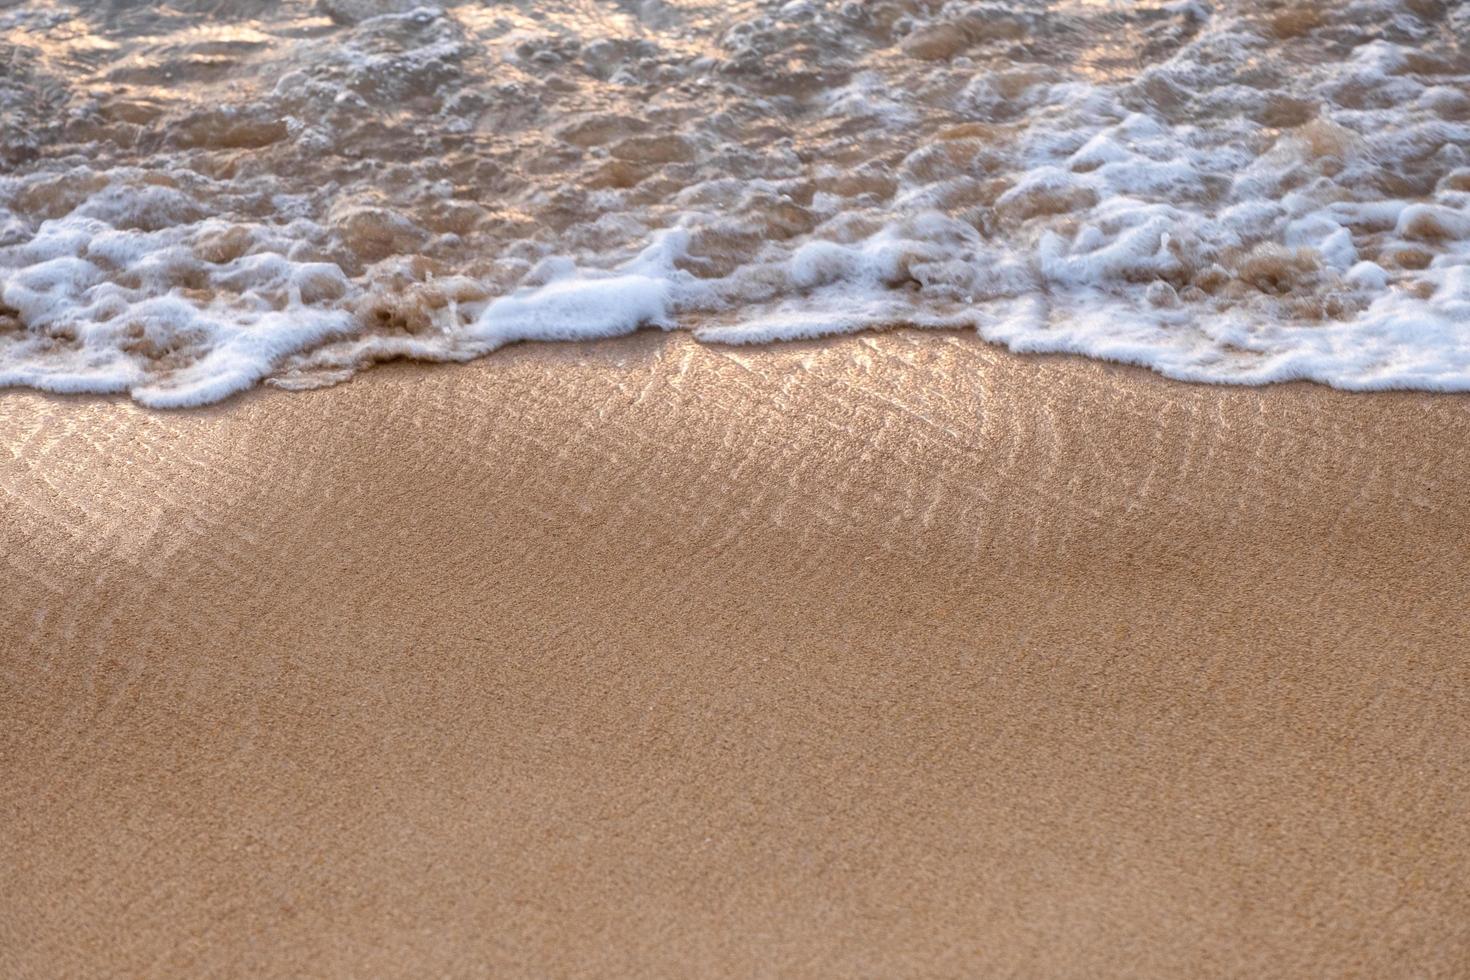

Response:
(3, 330), (1470, 977)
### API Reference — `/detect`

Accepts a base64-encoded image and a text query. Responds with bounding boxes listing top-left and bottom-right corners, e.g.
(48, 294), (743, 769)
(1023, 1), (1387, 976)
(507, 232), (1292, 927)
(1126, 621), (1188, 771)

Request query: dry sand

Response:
(3, 330), (1469, 978)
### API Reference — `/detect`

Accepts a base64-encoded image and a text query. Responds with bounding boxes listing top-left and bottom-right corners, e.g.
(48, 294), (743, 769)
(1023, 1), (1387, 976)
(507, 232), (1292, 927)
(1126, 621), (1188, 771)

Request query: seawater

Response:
(1, 0), (1468, 406)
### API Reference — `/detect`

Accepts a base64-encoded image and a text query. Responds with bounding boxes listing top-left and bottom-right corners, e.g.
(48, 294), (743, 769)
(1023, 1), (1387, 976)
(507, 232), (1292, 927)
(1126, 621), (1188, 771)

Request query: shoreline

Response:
(4, 329), (1469, 977)
(10, 323), (1470, 414)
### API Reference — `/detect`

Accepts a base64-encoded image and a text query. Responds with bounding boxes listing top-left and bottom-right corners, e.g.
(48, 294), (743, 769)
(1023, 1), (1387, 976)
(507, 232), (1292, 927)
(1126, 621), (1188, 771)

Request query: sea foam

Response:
(0, 0), (1468, 404)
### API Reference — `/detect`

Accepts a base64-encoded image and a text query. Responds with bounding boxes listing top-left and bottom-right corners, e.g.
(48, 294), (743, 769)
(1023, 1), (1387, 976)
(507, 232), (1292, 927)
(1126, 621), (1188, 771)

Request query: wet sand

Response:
(3, 330), (1470, 977)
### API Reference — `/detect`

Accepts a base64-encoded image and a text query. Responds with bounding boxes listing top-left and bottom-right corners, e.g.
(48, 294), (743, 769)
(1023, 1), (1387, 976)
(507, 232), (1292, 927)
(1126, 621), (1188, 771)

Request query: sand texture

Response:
(3, 331), (1470, 978)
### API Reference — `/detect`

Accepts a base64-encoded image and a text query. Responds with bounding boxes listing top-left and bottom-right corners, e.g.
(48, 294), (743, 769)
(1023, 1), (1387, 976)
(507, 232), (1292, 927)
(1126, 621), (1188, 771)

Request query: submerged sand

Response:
(3, 331), (1470, 977)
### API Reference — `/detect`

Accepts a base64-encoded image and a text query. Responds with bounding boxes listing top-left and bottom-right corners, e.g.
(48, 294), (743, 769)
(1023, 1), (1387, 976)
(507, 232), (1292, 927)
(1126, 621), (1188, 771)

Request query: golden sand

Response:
(4, 331), (1470, 976)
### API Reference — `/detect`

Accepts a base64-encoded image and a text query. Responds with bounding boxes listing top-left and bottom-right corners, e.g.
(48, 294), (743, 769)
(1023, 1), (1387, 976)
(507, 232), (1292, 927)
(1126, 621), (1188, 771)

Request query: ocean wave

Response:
(1, 0), (1468, 405)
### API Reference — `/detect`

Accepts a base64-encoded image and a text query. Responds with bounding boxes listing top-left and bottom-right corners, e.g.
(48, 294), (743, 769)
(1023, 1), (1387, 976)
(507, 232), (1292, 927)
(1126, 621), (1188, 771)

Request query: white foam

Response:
(0, 203), (355, 406)
(469, 233), (687, 347)
(2, 0), (1469, 403)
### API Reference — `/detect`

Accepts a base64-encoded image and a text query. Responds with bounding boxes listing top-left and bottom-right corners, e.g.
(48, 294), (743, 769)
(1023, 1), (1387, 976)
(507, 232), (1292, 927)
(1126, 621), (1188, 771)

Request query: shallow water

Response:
(1, 0), (1468, 405)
